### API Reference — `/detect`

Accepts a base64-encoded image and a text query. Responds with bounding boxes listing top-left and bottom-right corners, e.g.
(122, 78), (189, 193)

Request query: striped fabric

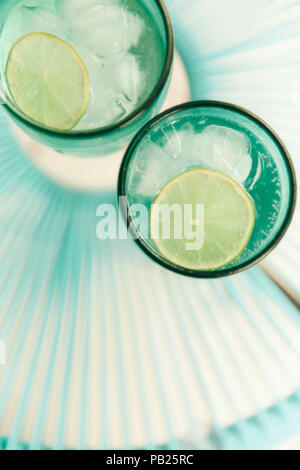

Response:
(0, 0), (299, 450)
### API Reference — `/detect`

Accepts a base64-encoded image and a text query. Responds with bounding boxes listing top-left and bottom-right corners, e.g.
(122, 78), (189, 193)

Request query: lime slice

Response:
(5, 32), (90, 130)
(150, 169), (255, 271)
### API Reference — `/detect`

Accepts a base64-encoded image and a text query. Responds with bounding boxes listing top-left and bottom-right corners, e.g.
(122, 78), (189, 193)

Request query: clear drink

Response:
(0, 0), (166, 131)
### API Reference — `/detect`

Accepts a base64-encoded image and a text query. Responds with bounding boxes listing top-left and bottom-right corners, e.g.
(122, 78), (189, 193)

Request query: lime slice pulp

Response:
(150, 169), (255, 271)
(5, 32), (90, 130)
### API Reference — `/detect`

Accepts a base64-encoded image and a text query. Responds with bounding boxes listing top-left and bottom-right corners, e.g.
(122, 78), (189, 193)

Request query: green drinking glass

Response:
(0, 0), (174, 156)
(118, 101), (297, 278)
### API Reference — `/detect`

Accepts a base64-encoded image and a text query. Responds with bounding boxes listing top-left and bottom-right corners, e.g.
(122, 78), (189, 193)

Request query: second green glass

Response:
(0, 0), (174, 156)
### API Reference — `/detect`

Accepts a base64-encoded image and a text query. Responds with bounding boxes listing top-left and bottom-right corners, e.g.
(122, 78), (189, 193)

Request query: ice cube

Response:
(75, 50), (146, 130)
(108, 53), (145, 108)
(14, 3), (66, 38)
(56, 0), (119, 22)
(128, 137), (190, 202)
(194, 125), (252, 183)
(58, 0), (144, 58)
(117, 55), (144, 105)
(73, 51), (126, 130)
(128, 139), (170, 200)
(162, 123), (197, 160)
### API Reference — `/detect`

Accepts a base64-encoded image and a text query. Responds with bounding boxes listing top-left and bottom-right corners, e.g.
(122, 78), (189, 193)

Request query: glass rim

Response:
(2, 0), (174, 139)
(118, 100), (298, 279)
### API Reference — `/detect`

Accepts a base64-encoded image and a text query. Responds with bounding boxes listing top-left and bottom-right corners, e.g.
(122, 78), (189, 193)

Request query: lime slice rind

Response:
(5, 32), (90, 130)
(150, 168), (255, 271)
